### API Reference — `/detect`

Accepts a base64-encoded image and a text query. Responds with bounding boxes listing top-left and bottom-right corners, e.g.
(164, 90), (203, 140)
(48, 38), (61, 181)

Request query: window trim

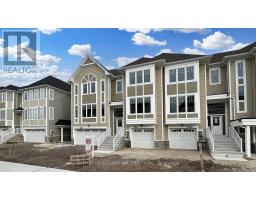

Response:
(49, 107), (54, 120)
(0, 109), (5, 121)
(40, 88), (45, 99)
(168, 65), (195, 84)
(235, 60), (247, 113)
(0, 93), (6, 102)
(128, 96), (152, 115)
(34, 89), (39, 100)
(209, 67), (221, 85)
(49, 88), (54, 100)
(128, 68), (152, 86)
(82, 103), (97, 118)
(116, 79), (123, 93)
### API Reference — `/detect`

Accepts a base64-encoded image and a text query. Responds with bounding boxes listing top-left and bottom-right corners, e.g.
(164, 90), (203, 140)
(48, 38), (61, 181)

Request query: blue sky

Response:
(0, 28), (256, 86)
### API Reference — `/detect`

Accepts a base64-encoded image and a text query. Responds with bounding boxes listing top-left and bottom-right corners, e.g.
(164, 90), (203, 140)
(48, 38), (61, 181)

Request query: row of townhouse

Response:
(0, 76), (71, 143)
(1, 42), (256, 159)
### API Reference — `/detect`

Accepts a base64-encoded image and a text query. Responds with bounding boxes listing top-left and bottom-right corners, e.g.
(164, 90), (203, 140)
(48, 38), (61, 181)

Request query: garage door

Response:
(24, 129), (46, 143)
(131, 128), (155, 149)
(169, 129), (197, 150)
(73, 129), (106, 146)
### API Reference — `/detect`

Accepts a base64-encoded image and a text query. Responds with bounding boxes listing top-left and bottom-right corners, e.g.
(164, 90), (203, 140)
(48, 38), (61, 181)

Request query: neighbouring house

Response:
(68, 42), (256, 160)
(0, 76), (71, 144)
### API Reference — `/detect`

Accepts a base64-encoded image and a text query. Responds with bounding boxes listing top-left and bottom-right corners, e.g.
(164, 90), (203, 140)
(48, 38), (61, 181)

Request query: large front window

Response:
(129, 69), (151, 85)
(169, 95), (196, 114)
(130, 98), (136, 114)
(129, 97), (152, 114)
(82, 104), (96, 118)
(210, 68), (220, 85)
(170, 97), (177, 113)
(82, 74), (96, 95)
(178, 68), (185, 81)
(187, 95), (195, 112)
(178, 96), (185, 112)
(236, 61), (246, 112)
(169, 69), (176, 82)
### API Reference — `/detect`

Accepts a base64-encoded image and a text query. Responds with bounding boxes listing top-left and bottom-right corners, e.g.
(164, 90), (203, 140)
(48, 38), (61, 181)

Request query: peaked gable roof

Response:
(0, 85), (19, 91)
(19, 75), (71, 92)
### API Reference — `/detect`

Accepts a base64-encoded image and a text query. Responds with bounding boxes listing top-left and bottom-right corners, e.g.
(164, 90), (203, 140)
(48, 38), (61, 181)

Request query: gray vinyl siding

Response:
(111, 78), (123, 102)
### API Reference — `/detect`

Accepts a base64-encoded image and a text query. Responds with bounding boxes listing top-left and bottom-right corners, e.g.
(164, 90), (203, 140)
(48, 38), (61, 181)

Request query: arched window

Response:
(82, 73), (96, 94)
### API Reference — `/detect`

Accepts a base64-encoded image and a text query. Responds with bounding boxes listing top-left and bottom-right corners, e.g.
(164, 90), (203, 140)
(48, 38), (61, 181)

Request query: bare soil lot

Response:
(0, 143), (256, 172)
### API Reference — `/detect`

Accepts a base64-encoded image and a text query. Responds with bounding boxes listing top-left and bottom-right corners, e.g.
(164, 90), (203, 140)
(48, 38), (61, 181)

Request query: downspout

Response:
(228, 60), (233, 121)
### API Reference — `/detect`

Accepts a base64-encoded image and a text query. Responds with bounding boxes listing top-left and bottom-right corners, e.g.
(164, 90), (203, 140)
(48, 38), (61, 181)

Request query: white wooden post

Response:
(245, 126), (251, 158)
(61, 127), (64, 143)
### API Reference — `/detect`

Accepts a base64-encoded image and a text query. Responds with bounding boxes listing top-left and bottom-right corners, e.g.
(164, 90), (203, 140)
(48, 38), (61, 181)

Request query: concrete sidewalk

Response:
(0, 161), (70, 172)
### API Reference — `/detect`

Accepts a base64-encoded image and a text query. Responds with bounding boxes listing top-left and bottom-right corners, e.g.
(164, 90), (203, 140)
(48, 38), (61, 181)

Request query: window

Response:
(91, 82), (96, 93)
(236, 61), (246, 112)
(49, 89), (54, 100)
(137, 71), (143, 84)
(137, 97), (143, 113)
(29, 90), (33, 101)
(74, 85), (78, 95)
(83, 83), (88, 94)
(144, 69), (150, 82)
(178, 96), (185, 112)
(101, 81), (105, 92)
(101, 104), (105, 117)
(24, 109), (28, 120)
(39, 107), (45, 119)
(178, 68), (185, 81)
(144, 97), (151, 113)
(170, 97), (177, 113)
(0, 109), (5, 120)
(130, 98), (136, 114)
(0, 93), (5, 102)
(116, 80), (123, 93)
(34, 89), (39, 100)
(187, 95), (195, 112)
(169, 69), (176, 82)
(75, 106), (78, 118)
(82, 104), (96, 118)
(24, 92), (28, 101)
(210, 68), (220, 85)
(29, 108), (38, 120)
(40, 88), (45, 99)
(49, 107), (54, 120)
(129, 72), (135, 85)
(186, 66), (194, 80)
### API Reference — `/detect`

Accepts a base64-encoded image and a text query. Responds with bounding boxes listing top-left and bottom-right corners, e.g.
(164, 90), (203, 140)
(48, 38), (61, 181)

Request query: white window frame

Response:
(128, 68), (152, 86)
(23, 91), (28, 101)
(49, 88), (54, 100)
(29, 90), (34, 101)
(29, 107), (38, 120)
(49, 107), (54, 120)
(34, 89), (39, 100)
(0, 93), (6, 102)
(235, 60), (247, 113)
(209, 67), (221, 85)
(128, 96), (152, 115)
(40, 88), (45, 99)
(168, 65), (196, 84)
(39, 106), (45, 120)
(0, 109), (5, 120)
(82, 103), (97, 118)
(74, 84), (79, 124)
(116, 79), (123, 93)
(24, 109), (29, 120)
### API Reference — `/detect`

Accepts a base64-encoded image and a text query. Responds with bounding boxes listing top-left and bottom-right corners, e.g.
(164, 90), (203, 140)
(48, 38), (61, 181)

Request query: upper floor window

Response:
(169, 69), (176, 82)
(49, 89), (54, 100)
(82, 104), (96, 118)
(170, 97), (177, 113)
(209, 68), (220, 85)
(82, 74), (96, 95)
(0, 93), (5, 102)
(49, 107), (54, 120)
(129, 96), (151, 114)
(29, 90), (33, 101)
(34, 89), (39, 100)
(186, 66), (194, 80)
(236, 60), (246, 112)
(0, 109), (5, 120)
(24, 92), (28, 101)
(74, 85), (78, 95)
(178, 68), (185, 81)
(116, 79), (123, 93)
(29, 107), (38, 120)
(101, 80), (105, 92)
(169, 95), (196, 114)
(129, 69), (151, 85)
(39, 107), (45, 119)
(40, 88), (45, 99)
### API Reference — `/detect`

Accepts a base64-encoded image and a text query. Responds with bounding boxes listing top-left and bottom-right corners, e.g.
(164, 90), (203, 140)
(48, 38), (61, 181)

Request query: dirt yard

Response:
(0, 143), (256, 172)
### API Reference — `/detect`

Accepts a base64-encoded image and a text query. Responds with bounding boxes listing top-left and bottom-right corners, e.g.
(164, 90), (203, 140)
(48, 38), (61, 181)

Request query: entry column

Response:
(61, 127), (64, 143)
(245, 126), (251, 157)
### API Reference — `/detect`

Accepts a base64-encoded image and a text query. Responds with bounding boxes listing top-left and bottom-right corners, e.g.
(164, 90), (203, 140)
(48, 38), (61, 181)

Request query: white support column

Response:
(61, 127), (64, 143)
(245, 126), (251, 158)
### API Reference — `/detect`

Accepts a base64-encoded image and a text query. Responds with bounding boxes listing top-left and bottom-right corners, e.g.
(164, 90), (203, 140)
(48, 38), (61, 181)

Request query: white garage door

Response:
(73, 129), (106, 146)
(169, 129), (197, 150)
(24, 129), (46, 143)
(131, 128), (155, 149)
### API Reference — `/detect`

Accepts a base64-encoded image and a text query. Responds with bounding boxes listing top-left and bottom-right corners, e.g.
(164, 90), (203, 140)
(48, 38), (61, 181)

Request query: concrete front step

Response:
(6, 134), (24, 144)
(212, 152), (245, 161)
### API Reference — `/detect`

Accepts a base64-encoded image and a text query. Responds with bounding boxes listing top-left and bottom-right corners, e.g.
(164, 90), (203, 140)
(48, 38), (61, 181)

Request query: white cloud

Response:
(115, 57), (138, 67)
(119, 28), (153, 34)
(35, 28), (62, 35)
(0, 38), (3, 46)
(93, 55), (102, 60)
(157, 48), (172, 54)
(193, 31), (235, 50)
(225, 42), (249, 51)
(131, 33), (167, 46)
(182, 48), (205, 55)
(68, 44), (92, 57)
(144, 54), (153, 58)
(170, 28), (210, 34)
(119, 28), (210, 34)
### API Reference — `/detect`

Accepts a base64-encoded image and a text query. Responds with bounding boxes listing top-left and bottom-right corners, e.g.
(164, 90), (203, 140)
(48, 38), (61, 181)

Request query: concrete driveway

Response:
(0, 161), (70, 172)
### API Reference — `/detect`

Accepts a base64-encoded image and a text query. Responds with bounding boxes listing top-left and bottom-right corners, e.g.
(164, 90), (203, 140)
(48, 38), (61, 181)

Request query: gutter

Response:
(164, 55), (211, 66)
(122, 59), (166, 69)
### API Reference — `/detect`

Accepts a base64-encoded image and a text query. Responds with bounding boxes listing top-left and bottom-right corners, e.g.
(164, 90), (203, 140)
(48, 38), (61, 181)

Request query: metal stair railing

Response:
(113, 128), (123, 151)
(229, 127), (243, 152)
(206, 127), (214, 152)
(0, 128), (15, 144)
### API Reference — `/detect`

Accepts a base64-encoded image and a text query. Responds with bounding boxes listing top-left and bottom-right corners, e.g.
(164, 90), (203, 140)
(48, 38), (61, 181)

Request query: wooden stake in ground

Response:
(199, 143), (204, 172)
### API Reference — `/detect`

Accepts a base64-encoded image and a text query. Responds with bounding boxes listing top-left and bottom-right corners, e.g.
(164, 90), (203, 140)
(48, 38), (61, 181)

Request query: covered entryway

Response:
(55, 120), (71, 143)
(209, 115), (223, 135)
(23, 129), (46, 143)
(130, 128), (155, 149)
(169, 128), (197, 150)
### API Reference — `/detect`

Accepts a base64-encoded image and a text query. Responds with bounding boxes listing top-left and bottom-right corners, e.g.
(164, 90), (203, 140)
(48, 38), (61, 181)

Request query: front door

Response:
(210, 115), (223, 135)
(115, 118), (123, 135)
